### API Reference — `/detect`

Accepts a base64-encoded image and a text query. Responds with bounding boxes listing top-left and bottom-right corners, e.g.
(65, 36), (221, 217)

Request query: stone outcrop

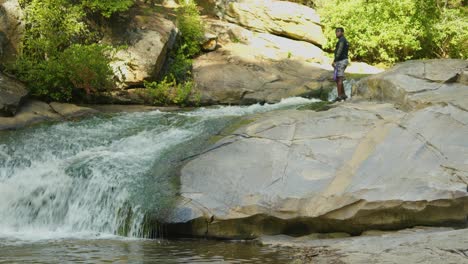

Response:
(261, 227), (468, 264)
(0, 0), (23, 63)
(225, 0), (326, 47)
(194, 19), (382, 105)
(0, 100), (98, 130)
(167, 59), (468, 239)
(0, 72), (28, 116)
(194, 19), (333, 105)
(105, 9), (177, 89)
(354, 59), (468, 110)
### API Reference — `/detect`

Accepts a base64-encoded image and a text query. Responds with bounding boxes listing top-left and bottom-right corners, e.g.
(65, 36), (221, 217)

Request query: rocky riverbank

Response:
(166, 59), (468, 240)
(261, 227), (468, 264)
(0, 0), (382, 130)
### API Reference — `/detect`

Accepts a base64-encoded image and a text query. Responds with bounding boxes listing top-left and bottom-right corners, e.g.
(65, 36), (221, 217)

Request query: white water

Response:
(0, 97), (319, 242)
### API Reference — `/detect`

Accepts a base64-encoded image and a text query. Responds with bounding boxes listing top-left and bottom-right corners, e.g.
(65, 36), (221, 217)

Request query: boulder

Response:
(49, 102), (98, 118)
(168, 79), (468, 238)
(225, 0), (326, 47)
(0, 72), (28, 116)
(194, 20), (332, 105)
(261, 227), (468, 264)
(354, 59), (468, 110)
(105, 10), (177, 89)
(0, 0), (23, 63)
(0, 100), (98, 130)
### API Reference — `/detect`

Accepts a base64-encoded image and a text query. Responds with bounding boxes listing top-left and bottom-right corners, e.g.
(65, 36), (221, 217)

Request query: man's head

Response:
(335, 27), (345, 38)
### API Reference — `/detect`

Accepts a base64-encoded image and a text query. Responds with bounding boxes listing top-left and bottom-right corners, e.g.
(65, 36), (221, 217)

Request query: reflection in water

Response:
(0, 238), (293, 263)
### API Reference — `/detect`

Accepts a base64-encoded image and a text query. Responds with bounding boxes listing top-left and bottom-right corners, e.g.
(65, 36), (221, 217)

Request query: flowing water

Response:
(0, 98), (317, 263)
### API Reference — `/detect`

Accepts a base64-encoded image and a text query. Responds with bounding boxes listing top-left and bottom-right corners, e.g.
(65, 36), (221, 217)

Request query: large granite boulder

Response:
(225, 0), (326, 47)
(168, 60), (468, 239)
(0, 72), (28, 116)
(194, 20), (332, 105)
(105, 9), (177, 89)
(0, 0), (23, 63)
(354, 59), (468, 110)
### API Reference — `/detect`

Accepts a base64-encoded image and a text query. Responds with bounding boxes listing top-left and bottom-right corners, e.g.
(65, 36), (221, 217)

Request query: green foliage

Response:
(430, 8), (468, 58)
(61, 44), (115, 95)
(80, 0), (134, 17)
(176, 0), (204, 58)
(166, 0), (204, 82)
(316, 0), (468, 63)
(168, 50), (194, 82)
(20, 0), (88, 58)
(14, 44), (114, 101)
(143, 76), (198, 106)
(12, 0), (134, 102)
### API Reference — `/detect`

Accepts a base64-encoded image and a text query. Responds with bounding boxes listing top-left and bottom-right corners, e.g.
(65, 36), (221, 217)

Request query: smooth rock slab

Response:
(354, 59), (468, 110)
(261, 227), (468, 264)
(168, 100), (468, 238)
(225, 0), (326, 47)
(0, 100), (97, 130)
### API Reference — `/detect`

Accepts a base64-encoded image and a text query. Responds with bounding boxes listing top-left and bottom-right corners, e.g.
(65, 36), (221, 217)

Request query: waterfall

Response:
(0, 97), (317, 240)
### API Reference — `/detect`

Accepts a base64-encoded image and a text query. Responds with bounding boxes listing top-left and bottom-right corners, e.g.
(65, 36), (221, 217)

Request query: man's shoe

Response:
(332, 95), (348, 103)
(332, 96), (342, 103)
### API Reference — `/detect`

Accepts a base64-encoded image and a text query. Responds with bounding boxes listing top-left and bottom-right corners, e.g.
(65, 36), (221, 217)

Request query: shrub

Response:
(143, 76), (198, 106)
(176, 0), (204, 58)
(14, 44), (115, 101)
(11, 0), (134, 102)
(430, 8), (468, 59)
(166, 0), (204, 82)
(80, 0), (134, 18)
(61, 44), (115, 96)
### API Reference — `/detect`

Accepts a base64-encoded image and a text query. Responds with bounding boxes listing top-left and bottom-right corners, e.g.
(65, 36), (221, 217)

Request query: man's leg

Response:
(337, 77), (345, 97)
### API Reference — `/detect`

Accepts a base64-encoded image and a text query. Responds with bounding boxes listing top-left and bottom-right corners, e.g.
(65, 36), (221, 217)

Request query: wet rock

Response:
(49, 102), (98, 118)
(0, 100), (98, 130)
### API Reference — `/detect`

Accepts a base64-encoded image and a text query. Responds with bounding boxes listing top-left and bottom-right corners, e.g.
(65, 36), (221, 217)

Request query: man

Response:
(332, 27), (349, 102)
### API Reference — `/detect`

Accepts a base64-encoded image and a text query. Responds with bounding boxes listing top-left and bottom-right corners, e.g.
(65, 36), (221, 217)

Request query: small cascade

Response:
(0, 97), (317, 240)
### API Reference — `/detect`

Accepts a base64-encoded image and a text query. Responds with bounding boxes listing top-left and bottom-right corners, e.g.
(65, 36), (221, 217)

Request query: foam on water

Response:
(0, 97), (318, 243)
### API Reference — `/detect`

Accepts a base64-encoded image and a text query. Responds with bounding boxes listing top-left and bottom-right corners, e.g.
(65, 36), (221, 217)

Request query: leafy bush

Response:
(166, 0), (204, 82)
(316, 0), (467, 64)
(430, 8), (468, 59)
(176, 0), (204, 58)
(20, 0), (88, 59)
(12, 0), (134, 101)
(143, 76), (198, 106)
(80, 0), (134, 18)
(14, 44), (114, 101)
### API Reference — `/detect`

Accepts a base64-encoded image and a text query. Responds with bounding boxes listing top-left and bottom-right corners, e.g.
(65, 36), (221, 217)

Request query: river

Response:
(0, 97), (318, 263)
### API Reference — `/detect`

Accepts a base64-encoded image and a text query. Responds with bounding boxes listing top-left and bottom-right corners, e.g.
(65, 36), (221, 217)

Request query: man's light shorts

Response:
(336, 59), (349, 78)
